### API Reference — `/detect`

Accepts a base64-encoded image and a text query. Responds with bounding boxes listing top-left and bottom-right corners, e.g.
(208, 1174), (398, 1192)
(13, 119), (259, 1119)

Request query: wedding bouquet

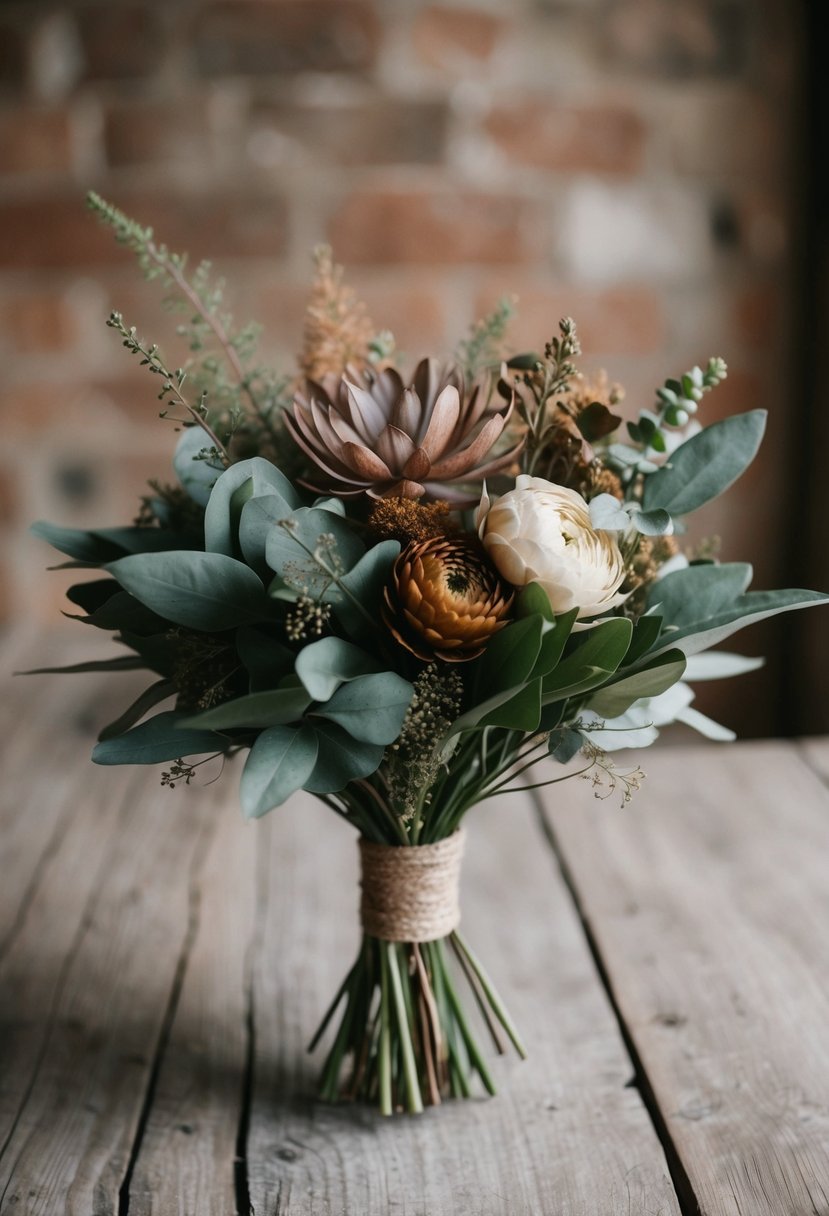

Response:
(31, 194), (826, 1115)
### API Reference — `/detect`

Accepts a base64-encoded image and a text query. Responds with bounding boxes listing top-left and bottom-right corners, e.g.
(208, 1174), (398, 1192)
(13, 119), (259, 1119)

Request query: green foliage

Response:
(91, 711), (224, 765)
(240, 725), (319, 818)
(295, 637), (380, 702)
(586, 650), (687, 719)
(313, 672), (414, 745)
(456, 296), (515, 379)
(642, 410), (766, 516)
(608, 356), (728, 487)
(106, 550), (271, 631)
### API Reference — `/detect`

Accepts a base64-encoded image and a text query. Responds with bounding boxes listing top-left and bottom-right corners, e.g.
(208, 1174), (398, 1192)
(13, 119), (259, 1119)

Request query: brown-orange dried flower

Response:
(383, 536), (512, 663)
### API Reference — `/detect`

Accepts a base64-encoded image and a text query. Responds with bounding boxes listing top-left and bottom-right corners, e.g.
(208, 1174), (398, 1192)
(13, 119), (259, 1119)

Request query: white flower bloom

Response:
(476, 475), (627, 618)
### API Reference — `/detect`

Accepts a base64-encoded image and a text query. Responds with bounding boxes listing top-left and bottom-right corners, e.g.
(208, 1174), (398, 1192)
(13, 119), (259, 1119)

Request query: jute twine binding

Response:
(359, 829), (466, 943)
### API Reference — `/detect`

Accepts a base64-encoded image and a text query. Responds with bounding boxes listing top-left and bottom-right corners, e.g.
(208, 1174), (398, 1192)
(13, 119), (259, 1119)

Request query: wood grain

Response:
(0, 754), (214, 1213)
(542, 740), (829, 1216)
(126, 767), (258, 1216)
(245, 792), (681, 1216)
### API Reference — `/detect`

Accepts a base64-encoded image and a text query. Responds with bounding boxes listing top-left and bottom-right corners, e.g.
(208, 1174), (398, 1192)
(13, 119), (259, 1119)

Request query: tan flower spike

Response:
(285, 359), (521, 505)
(383, 536), (513, 663)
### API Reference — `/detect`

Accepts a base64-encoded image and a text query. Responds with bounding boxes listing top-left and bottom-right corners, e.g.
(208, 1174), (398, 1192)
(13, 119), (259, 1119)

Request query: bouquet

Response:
(31, 194), (826, 1116)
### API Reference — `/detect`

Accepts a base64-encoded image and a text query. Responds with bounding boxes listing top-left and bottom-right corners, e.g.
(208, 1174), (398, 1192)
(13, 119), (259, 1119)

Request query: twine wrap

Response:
(359, 830), (465, 943)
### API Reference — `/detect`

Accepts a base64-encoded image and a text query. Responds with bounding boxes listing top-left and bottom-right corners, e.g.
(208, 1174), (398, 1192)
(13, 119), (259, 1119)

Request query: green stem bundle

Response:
(311, 930), (526, 1116)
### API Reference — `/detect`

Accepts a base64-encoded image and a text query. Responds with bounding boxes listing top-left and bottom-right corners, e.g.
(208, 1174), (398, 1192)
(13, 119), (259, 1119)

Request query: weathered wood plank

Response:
(126, 768), (258, 1216)
(0, 748), (215, 1213)
(246, 793), (682, 1216)
(0, 637), (152, 961)
(542, 741), (829, 1216)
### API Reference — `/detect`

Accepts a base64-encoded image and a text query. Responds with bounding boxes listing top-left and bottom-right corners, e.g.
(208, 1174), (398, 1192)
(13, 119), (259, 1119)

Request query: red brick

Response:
(104, 98), (212, 168)
(0, 290), (76, 354)
(0, 191), (288, 270)
(604, 0), (748, 78)
(328, 189), (541, 265)
(413, 6), (505, 68)
(0, 107), (73, 174)
(475, 282), (665, 357)
(486, 100), (644, 175)
(75, 5), (162, 80)
(248, 98), (448, 167)
(194, 2), (380, 76)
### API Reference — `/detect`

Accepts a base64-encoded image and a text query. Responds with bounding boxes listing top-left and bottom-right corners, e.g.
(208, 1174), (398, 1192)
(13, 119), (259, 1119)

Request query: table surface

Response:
(2, 632), (829, 1216)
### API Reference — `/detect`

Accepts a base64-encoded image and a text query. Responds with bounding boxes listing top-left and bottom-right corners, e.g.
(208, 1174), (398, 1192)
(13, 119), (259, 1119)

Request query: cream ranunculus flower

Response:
(476, 475), (627, 618)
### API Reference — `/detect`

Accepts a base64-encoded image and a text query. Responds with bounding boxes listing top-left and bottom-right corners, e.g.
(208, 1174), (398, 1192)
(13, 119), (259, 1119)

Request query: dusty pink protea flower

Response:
(284, 359), (521, 504)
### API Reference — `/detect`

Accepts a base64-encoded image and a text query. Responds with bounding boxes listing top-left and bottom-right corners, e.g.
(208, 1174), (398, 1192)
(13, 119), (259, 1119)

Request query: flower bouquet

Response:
(31, 194), (826, 1116)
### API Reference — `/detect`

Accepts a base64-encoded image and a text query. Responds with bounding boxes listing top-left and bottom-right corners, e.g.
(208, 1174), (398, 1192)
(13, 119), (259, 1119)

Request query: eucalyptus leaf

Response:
(65, 579), (120, 614)
(643, 410), (766, 516)
(106, 551), (271, 631)
(331, 539), (400, 637)
(648, 587), (829, 659)
(548, 727), (584, 764)
(173, 426), (224, 506)
(98, 680), (176, 741)
(238, 493), (295, 570)
(589, 494), (630, 533)
(633, 508), (674, 537)
(314, 672), (413, 745)
(647, 564), (753, 627)
(31, 521), (125, 565)
(265, 507), (364, 596)
(240, 725), (319, 818)
(20, 655), (146, 675)
(295, 637), (381, 702)
(205, 458), (300, 557)
(236, 626), (294, 693)
(181, 685), (312, 730)
(69, 590), (170, 634)
(303, 721), (385, 794)
(92, 711), (224, 765)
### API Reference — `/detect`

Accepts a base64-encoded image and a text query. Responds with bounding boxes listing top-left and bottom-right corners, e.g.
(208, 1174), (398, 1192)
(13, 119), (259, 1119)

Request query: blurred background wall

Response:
(0, 0), (822, 737)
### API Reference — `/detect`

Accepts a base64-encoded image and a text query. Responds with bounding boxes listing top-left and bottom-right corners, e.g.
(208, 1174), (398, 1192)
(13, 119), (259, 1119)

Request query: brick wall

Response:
(0, 0), (806, 735)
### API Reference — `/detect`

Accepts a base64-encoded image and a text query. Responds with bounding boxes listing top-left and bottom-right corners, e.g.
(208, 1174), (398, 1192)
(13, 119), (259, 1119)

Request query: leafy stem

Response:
(107, 311), (231, 465)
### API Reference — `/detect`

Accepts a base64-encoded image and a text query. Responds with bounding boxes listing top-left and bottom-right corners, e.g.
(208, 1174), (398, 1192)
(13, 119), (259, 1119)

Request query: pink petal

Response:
(428, 415), (504, 479)
(402, 446), (432, 480)
(376, 424), (417, 472)
(392, 388), (423, 438)
(342, 442), (393, 480)
(345, 381), (389, 437)
(421, 385), (461, 459)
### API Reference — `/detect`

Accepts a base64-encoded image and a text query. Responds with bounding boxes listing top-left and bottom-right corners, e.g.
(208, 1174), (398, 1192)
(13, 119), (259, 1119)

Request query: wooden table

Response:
(2, 635), (829, 1215)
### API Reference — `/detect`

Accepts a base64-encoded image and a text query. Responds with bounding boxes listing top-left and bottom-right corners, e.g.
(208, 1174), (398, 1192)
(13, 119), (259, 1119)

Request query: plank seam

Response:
(117, 813), (216, 1216)
(532, 794), (704, 1216)
(0, 768), (147, 1198)
(236, 821), (272, 1216)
